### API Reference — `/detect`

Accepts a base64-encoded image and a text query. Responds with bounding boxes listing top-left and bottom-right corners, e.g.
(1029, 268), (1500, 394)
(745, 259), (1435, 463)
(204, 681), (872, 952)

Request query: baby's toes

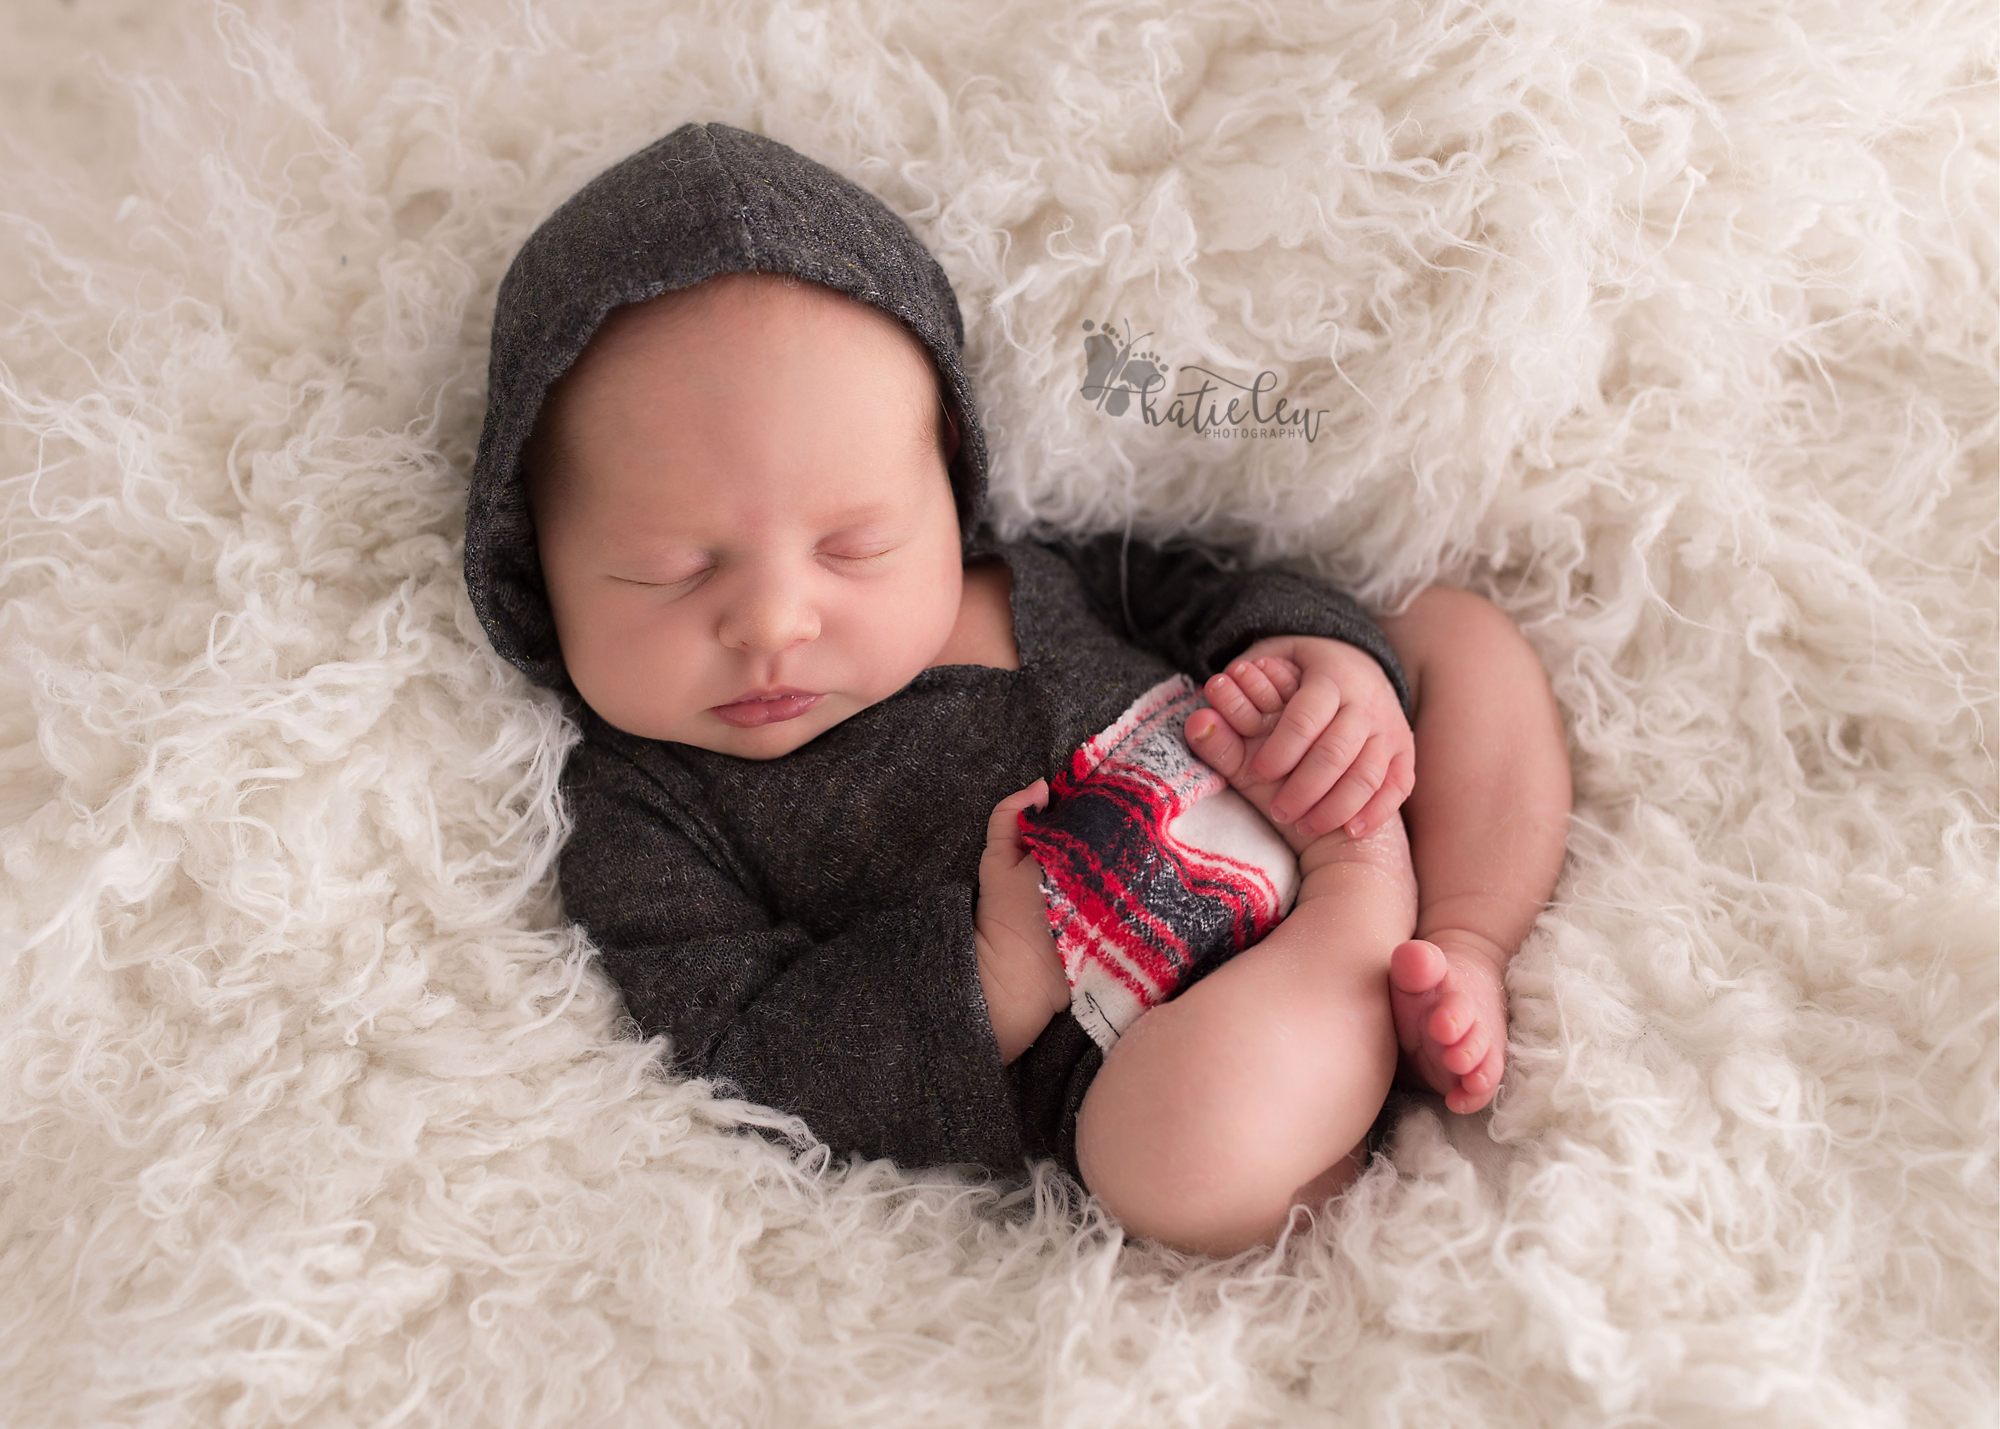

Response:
(1439, 1014), (1492, 1077)
(1388, 941), (1447, 1056)
(1424, 987), (1482, 1055)
(1388, 939), (1448, 998)
(1445, 1041), (1506, 1114)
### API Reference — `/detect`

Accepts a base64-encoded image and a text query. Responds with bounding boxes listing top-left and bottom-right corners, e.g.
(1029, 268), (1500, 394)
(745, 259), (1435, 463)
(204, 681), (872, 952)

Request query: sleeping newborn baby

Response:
(464, 123), (1571, 1255)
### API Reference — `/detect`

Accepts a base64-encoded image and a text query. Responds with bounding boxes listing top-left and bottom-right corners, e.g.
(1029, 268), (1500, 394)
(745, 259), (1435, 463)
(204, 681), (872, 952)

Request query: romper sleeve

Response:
(1050, 532), (1413, 719)
(556, 739), (1024, 1172)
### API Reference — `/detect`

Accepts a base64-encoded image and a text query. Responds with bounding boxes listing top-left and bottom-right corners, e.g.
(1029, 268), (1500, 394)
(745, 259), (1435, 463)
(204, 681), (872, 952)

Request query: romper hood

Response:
(464, 122), (992, 690)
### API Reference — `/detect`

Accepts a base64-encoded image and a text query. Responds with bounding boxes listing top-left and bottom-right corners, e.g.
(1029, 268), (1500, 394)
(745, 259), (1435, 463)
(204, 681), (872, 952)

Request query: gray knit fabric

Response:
(463, 123), (1411, 1176)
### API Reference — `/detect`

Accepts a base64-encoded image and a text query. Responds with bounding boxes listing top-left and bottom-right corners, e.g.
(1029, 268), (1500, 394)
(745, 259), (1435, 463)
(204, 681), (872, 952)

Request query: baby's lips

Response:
(709, 691), (826, 728)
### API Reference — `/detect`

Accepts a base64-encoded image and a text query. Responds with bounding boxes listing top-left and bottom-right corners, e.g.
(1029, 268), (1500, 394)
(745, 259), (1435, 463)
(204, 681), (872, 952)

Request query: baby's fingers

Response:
(1334, 749), (1414, 839)
(1185, 708), (1253, 786)
(990, 779), (1051, 856)
(1226, 657), (1299, 712)
(1271, 703), (1378, 829)
(1202, 675), (1262, 739)
(1252, 657), (1301, 702)
(1205, 659), (1289, 738)
(1248, 670), (1344, 787)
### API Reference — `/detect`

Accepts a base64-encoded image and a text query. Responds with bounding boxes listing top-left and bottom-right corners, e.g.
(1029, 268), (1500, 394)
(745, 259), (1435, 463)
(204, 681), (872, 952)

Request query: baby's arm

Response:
(556, 743), (1032, 1170)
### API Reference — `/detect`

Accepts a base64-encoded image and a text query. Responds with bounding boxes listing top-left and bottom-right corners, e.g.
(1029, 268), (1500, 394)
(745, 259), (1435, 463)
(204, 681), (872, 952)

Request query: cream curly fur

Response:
(1, 1), (1992, 1424)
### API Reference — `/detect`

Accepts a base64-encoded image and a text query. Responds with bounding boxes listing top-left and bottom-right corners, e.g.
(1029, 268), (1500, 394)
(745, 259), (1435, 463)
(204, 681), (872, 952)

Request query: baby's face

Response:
(529, 272), (966, 759)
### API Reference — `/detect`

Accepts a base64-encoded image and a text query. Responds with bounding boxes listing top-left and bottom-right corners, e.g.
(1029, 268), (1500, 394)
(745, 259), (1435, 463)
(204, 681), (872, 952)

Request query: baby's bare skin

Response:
(1194, 593), (1573, 1120)
(1027, 600), (1569, 1254)
(1065, 749), (1418, 1253)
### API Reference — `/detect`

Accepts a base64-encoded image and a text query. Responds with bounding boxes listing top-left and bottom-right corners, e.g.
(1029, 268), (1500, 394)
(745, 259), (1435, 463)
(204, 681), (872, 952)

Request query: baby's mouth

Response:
(710, 689), (826, 729)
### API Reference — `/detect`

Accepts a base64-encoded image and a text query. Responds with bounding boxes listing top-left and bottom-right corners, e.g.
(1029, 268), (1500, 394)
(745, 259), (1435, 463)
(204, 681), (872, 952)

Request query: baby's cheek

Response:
(870, 565), (967, 674)
(566, 600), (712, 739)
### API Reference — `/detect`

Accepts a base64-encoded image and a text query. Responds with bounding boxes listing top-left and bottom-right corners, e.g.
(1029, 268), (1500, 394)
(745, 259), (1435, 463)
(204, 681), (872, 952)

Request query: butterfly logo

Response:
(1079, 317), (1167, 418)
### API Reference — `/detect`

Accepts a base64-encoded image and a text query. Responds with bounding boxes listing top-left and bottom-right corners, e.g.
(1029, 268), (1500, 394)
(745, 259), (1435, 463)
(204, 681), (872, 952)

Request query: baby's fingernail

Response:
(1188, 714), (1213, 739)
(1347, 818), (1366, 838)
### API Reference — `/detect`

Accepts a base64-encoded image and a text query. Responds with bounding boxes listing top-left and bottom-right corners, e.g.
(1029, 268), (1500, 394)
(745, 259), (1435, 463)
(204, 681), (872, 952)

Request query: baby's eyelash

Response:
(615, 567), (710, 588)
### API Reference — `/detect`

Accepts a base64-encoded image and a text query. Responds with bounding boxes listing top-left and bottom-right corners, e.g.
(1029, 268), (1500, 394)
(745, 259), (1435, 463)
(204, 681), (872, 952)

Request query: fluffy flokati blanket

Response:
(2, 1), (1992, 1424)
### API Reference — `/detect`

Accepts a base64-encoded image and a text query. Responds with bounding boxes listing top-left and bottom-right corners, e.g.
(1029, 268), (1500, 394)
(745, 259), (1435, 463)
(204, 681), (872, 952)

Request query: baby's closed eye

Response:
(611, 565), (711, 590)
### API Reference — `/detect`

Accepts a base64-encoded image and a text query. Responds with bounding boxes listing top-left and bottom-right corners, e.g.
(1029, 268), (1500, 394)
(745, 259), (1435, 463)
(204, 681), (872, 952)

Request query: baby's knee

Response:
(1071, 1002), (1391, 1253)
(1076, 1102), (1352, 1255)
(1076, 1105), (1371, 1254)
(1397, 584), (1510, 638)
(1380, 584), (1540, 687)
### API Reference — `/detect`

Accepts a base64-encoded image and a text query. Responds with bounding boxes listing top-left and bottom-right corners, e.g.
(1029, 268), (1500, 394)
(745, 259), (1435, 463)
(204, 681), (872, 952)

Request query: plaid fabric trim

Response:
(1018, 675), (1300, 1050)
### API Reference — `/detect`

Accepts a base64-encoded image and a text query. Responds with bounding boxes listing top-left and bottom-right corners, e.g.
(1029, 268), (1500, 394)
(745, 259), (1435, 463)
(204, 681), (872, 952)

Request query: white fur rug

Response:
(2, 1), (1993, 1424)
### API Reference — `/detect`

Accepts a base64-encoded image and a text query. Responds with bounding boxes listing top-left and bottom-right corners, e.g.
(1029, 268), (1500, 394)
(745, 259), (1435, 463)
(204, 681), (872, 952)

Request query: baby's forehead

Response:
(583, 270), (931, 371)
(528, 270), (953, 523)
(542, 270), (944, 445)
(598, 269), (805, 336)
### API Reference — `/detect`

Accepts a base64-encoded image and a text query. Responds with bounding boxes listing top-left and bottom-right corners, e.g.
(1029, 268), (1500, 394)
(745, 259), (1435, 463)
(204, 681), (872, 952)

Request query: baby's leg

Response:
(1375, 587), (1571, 1112)
(1071, 816), (1416, 1255)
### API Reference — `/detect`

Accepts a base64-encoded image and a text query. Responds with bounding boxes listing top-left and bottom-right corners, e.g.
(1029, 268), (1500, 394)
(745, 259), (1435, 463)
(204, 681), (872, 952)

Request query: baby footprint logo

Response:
(1080, 317), (1167, 418)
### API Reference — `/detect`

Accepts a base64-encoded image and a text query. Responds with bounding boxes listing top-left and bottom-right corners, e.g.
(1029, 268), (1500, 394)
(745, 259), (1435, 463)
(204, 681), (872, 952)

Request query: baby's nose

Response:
(717, 578), (821, 654)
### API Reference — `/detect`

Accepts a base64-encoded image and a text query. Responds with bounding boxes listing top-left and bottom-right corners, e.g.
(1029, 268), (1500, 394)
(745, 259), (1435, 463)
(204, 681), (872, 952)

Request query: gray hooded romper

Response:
(463, 123), (1410, 1179)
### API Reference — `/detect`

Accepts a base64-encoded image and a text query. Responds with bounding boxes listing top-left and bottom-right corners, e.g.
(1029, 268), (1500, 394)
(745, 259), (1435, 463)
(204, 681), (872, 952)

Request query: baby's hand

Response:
(1182, 659), (1322, 858)
(1199, 637), (1414, 840)
(974, 780), (1069, 1063)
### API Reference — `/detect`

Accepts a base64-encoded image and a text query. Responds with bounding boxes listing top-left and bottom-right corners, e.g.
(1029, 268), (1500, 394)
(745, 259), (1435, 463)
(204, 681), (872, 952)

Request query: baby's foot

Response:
(1388, 936), (1508, 1114)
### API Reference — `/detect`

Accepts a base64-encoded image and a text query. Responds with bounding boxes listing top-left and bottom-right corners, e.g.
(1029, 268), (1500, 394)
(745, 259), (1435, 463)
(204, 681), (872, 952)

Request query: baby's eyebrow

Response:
(817, 499), (904, 525)
(598, 501), (909, 563)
